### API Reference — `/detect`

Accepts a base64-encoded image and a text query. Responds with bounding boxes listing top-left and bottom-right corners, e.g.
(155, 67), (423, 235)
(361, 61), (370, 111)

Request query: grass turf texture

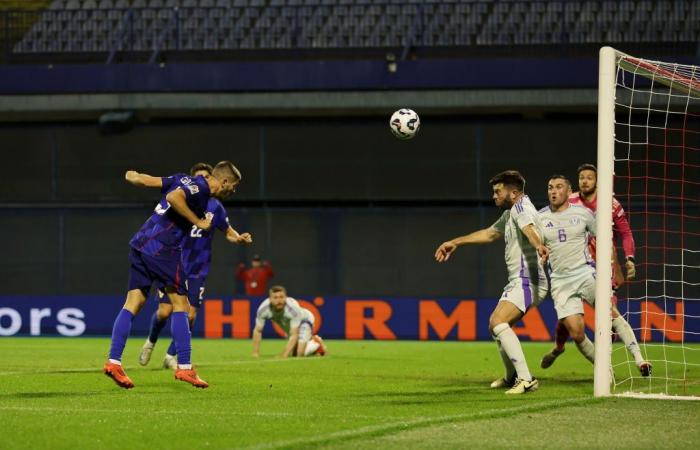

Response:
(1, 338), (699, 449)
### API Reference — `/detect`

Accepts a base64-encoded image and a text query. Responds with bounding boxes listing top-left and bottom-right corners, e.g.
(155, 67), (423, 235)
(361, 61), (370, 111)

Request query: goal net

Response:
(595, 47), (700, 398)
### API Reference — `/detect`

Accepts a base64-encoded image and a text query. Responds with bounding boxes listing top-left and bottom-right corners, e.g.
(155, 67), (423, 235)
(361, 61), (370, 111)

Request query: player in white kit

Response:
(539, 175), (598, 363)
(252, 285), (326, 358)
(539, 175), (651, 374)
(435, 170), (548, 395)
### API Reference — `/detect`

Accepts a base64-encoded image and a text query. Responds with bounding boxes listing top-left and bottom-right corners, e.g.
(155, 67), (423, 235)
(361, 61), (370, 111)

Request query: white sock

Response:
(612, 316), (644, 364)
(144, 339), (154, 348)
(493, 335), (516, 381)
(177, 364), (192, 370)
(108, 359), (121, 365)
(493, 323), (532, 381)
(575, 337), (595, 364)
(304, 340), (320, 356)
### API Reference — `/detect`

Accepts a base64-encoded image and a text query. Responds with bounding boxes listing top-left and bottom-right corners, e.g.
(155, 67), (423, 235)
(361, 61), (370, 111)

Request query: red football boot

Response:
(103, 361), (134, 389)
(175, 368), (209, 389)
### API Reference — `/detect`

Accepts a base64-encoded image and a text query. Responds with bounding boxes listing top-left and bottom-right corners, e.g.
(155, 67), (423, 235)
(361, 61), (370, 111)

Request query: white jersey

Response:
(539, 203), (596, 279)
(255, 297), (314, 335)
(490, 195), (545, 284)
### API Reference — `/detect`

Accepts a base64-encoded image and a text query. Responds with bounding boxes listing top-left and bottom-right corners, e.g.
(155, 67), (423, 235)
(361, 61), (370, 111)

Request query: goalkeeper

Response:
(539, 173), (651, 376)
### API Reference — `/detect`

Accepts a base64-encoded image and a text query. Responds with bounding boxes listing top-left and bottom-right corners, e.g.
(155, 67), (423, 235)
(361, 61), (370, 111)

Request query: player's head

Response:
(190, 162), (213, 178)
(489, 170), (526, 209)
(577, 163), (597, 196)
(252, 254), (262, 268)
(209, 161), (242, 199)
(269, 285), (287, 311)
(547, 174), (572, 209)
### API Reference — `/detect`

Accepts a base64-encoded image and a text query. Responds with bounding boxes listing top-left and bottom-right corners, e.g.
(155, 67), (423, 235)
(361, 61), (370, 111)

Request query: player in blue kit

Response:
(103, 161), (241, 389)
(138, 163), (252, 369)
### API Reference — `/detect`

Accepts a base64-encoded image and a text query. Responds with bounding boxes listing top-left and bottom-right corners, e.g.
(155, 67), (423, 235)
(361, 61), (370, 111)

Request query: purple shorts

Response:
(157, 277), (206, 308)
(127, 248), (186, 296)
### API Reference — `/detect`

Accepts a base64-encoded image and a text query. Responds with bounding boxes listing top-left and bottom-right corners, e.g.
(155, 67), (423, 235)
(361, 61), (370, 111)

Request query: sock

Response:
(108, 309), (134, 362)
(555, 320), (570, 352)
(493, 323), (532, 381)
(166, 340), (177, 357)
(148, 312), (168, 346)
(171, 311), (191, 367)
(612, 316), (644, 364)
(304, 340), (320, 356)
(575, 337), (595, 364)
(493, 334), (517, 381)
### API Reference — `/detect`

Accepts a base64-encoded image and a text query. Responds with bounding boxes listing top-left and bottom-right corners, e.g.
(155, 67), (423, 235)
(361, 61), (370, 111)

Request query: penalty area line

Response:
(247, 397), (596, 450)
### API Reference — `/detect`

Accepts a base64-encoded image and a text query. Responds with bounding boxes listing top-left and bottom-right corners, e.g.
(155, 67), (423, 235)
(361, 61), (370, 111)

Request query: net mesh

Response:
(611, 53), (700, 397)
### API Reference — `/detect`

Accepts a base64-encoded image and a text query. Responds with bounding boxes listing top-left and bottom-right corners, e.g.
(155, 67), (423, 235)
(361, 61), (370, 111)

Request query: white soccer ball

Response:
(389, 108), (420, 140)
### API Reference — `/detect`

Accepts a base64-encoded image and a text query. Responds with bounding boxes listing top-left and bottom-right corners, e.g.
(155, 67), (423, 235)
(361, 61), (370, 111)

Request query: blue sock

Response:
(108, 309), (134, 362)
(171, 311), (191, 366)
(167, 316), (195, 357)
(148, 311), (168, 345)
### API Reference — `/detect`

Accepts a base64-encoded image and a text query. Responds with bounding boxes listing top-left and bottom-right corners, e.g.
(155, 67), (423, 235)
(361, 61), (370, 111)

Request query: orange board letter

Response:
(204, 300), (250, 338)
(345, 300), (396, 340)
(419, 300), (476, 340)
(641, 301), (684, 342)
(511, 307), (551, 341)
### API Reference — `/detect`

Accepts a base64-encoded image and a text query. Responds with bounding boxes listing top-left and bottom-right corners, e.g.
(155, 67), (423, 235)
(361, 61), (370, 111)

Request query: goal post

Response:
(594, 46), (616, 397)
(594, 47), (700, 399)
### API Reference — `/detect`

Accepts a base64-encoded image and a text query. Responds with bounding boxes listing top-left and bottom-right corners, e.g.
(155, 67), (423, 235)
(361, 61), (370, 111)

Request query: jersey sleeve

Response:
(214, 201), (230, 233)
(584, 209), (597, 236)
(490, 211), (508, 235)
(160, 175), (177, 194)
(255, 300), (270, 330)
(511, 201), (535, 231)
(612, 199), (636, 257)
(286, 298), (303, 330)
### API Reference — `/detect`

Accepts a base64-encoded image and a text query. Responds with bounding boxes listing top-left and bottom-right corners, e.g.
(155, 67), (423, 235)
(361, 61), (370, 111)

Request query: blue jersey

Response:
(129, 173), (210, 258)
(181, 197), (230, 279)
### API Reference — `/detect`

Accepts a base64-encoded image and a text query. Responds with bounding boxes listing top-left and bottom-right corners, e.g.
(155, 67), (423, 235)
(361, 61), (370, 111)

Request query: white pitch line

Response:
(246, 397), (595, 450)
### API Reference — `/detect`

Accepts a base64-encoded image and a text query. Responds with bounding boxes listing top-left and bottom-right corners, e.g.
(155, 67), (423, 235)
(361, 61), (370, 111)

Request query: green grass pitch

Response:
(1, 338), (699, 449)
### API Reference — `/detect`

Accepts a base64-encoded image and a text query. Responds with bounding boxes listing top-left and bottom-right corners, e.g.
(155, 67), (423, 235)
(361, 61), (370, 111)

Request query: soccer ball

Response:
(389, 109), (420, 140)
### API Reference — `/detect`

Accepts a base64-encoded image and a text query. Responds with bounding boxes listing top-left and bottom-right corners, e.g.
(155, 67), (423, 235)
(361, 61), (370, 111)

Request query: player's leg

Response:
(166, 289), (208, 388)
(104, 288), (147, 388)
(140, 293), (172, 366)
(296, 321), (322, 357)
(611, 305), (651, 376)
(489, 294), (538, 394)
(165, 279), (204, 368)
(561, 313), (594, 363)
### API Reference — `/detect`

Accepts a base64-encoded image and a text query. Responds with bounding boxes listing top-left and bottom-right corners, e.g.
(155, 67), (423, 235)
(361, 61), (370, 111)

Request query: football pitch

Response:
(1, 338), (699, 450)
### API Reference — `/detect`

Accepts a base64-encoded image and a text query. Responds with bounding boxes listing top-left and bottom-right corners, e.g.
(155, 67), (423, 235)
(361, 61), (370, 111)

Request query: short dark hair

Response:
(577, 163), (597, 175)
(190, 162), (213, 176)
(549, 174), (571, 188)
(269, 285), (286, 295)
(489, 170), (526, 192)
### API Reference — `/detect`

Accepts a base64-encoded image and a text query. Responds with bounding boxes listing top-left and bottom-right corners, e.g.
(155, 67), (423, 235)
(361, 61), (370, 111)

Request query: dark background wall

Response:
(0, 116), (599, 297)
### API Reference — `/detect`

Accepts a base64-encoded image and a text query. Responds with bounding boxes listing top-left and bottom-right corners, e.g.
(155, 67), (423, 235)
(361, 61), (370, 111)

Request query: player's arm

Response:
(281, 327), (300, 358)
(124, 170), (163, 188)
(612, 204), (636, 280)
(521, 224), (549, 264)
(225, 226), (253, 244)
(165, 188), (212, 230)
(434, 228), (502, 263)
(252, 327), (263, 358)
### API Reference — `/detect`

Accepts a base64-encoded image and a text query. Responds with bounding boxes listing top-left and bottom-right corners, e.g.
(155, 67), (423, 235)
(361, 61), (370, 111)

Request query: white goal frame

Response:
(594, 46), (700, 400)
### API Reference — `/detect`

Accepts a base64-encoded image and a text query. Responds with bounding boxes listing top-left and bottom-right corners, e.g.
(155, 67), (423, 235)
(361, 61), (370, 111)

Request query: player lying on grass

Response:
(103, 161), (240, 389)
(252, 285), (326, 358)
(540, 165), (650, 376)
(435, 170), (548, 395)
(138, 162), (252, 370)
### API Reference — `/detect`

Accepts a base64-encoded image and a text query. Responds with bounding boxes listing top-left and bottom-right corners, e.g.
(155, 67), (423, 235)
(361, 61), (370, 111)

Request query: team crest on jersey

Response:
(180, 176), (192, 185)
